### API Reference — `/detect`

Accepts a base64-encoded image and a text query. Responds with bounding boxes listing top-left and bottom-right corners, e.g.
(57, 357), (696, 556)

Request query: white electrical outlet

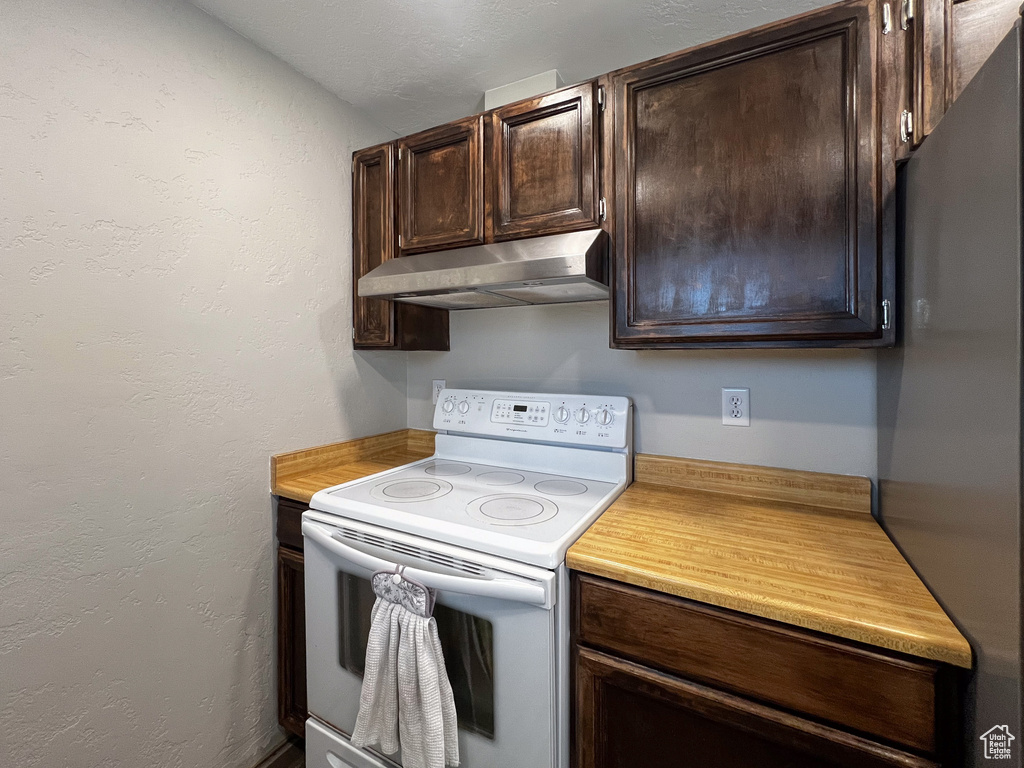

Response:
(722, 388), (750, 427)
(432, 380), (446, 405)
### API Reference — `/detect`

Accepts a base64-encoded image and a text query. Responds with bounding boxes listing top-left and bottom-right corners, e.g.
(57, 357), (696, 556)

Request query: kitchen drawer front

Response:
(576, 647), (938, 768)
(573, 574), (942, 754)
(276, 496), (307, 551)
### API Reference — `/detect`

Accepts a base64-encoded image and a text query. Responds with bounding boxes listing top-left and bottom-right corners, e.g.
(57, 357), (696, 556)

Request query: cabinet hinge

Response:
(882, 299), (893, 331)
(398, 234), (404, 248)
(351, 327), (356, 340)
(397, 146), (402, 161)
(901, 0), (914, 30)
(597, 86), (606, 111)
(900, 110), (914, 143)
(882, 2), (893, 34)
(599, 197), (607, 221)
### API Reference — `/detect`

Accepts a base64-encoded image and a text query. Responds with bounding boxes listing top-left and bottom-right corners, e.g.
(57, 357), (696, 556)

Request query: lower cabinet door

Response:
(277, 546), (307, 737)
(575, 647), (938, 768)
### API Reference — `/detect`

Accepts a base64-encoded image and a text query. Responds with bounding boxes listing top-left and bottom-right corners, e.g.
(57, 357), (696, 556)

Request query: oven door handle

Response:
(302, 520), (554, 609)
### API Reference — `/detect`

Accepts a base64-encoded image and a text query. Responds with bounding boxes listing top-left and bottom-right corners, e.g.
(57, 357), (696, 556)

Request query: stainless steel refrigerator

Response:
(878, 20), (1023, 768)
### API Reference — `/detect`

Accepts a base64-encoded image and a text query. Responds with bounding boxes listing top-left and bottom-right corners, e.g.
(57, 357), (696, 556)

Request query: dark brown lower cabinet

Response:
(573, 574), (963, 768)
(277, 498), (307, 738)
(577, 649), (936, 768)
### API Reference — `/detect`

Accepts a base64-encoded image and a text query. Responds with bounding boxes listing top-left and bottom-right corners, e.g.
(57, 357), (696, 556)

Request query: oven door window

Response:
(338, 572), (495, 739)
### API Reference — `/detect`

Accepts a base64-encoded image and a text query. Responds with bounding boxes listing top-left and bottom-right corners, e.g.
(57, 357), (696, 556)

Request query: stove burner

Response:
(477, 471), (525, 487)
(466, 494), (558, 527)
(370, 478), (453, 503)
(423, 461), (473, 477)
(534, 479), (588, 496)
(481, 497), (544, 520)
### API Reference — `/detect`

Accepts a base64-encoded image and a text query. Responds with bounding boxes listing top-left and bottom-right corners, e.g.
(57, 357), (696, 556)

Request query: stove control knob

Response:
(554, 406), (571, 424)
(574, 407), (590, 425)
(458, 400), (470, 414)
(596, 408), (614, 426)
(442, 400), (455, 414)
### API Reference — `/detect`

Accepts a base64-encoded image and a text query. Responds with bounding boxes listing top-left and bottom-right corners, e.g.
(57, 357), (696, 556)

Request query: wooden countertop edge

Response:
(271, 428), (435, 500)
(566, 550), (973, 668)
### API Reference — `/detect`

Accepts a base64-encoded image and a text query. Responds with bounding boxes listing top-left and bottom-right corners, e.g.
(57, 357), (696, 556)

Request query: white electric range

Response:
(302, 388), (632, 768)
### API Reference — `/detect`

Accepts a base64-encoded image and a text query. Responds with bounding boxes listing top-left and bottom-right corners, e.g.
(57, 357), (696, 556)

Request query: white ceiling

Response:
(190, 0), (829, 137)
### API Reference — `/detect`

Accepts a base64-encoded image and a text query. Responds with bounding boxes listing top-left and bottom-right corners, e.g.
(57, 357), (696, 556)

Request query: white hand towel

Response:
(351, 574), (459, 768)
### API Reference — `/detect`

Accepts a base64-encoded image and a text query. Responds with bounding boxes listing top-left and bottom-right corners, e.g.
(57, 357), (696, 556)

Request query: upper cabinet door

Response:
(352, 143), (396, 348)
(612, 0), (890, 348)
(398, 115), (485, 253)
(487, 82), (600, 241)
(913, 0), (1020, 144)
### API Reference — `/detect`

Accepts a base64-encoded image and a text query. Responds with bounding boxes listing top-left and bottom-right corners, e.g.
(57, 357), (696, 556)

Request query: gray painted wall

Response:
(406, 301), (877, 478)
(877, 29), (1022, 766)
(0, 1), (401, 766)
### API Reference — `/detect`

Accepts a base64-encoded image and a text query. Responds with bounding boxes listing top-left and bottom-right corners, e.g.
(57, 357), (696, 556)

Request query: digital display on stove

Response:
(513, 405), (527, 412)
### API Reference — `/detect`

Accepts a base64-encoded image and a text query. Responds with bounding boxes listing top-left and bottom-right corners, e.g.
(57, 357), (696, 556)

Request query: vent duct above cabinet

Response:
(357, 229), (609, 310)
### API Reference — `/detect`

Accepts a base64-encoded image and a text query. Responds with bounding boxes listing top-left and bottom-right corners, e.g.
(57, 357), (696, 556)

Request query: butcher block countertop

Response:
(271, 428), (435, 504)
(567, 454), (973, 669)
(272, 433), (971, 668)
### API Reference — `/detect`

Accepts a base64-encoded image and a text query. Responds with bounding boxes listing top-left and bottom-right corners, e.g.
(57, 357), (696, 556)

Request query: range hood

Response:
(358, 229), (609, 310)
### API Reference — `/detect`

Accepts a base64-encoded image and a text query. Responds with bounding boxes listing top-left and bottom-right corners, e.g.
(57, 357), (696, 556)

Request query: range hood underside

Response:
(392, 278), (609, 310)
(357, 229), (609, 310)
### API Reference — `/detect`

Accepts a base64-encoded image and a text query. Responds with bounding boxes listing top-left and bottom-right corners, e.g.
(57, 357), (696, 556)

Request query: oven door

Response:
(302, 515), (558, 768)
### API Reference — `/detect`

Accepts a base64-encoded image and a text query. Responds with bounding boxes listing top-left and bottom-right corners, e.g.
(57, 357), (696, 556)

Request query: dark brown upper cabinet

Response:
(911, 0), (1020, 145)
(487, 81), (600, 241)
(611, 0), (894, 348)
(398, 115), (485, 254)
(352, 143), (395, 347)
(352, 143), (449, 350)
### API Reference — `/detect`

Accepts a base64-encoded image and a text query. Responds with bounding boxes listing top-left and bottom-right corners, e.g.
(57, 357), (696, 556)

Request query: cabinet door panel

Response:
(914, 0), (1019, 142)
(576, 648), (938, 768)
(352, 144), (396, 348)
(613, 0), (888, 347)
(399, 116), (484, 252)
(950, 0), (1021, 100)
(277, 547), (307, 738)
(352, 143), (450, 351)
(914, 0), (951, 143)
(488, 82), (599, 239)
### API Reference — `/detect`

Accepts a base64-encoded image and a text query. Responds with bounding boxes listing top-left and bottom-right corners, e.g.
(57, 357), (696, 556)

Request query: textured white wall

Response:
(0, 1), (401, 766)
(191, 0), (831, 136)
(407, 303), (877, 478)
